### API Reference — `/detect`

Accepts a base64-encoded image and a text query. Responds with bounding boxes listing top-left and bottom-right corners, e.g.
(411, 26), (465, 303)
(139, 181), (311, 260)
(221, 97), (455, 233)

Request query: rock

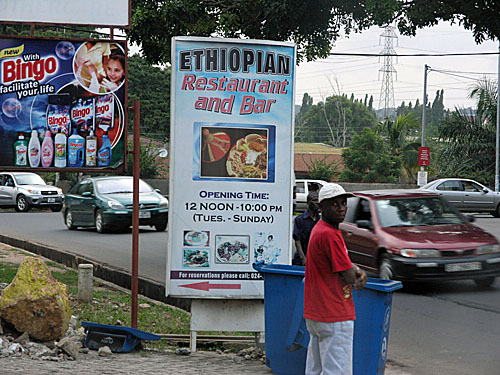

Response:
(13, 331), (29, 345)
(79, 347), (89, 354)
(0, 257), (72, 341)
(98, 345), (112, 357)
(57, 337), (78, 359)
(175, 347), (191, 356)
(139, 303), (151, 309)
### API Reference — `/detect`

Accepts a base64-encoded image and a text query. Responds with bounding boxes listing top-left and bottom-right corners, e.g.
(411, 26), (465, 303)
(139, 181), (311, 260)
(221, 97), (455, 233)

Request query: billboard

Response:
(167, 37), (296, 299)
(0, 37), (127, 171)
(0, 0), (130, 28)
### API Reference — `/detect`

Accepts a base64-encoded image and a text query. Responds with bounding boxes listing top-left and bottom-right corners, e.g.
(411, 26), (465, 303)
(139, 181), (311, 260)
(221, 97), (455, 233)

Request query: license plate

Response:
(139, 211), (151, 219)
(47, 198), (55, 203)
(444, 262), (482, 272)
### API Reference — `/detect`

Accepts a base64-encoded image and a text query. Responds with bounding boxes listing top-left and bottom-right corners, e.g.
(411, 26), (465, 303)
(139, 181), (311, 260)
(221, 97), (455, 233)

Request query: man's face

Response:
(320, 196), (347, 224)
(307, 196), (319, 211)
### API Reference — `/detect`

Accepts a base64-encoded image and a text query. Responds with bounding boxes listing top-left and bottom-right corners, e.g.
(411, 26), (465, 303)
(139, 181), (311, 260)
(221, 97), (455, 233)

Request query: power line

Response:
(330, 52), (500, 57)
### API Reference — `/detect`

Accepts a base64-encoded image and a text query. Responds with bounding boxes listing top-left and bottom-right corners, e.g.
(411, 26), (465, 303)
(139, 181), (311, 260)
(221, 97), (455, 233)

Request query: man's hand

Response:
(353, 267), (368, 290)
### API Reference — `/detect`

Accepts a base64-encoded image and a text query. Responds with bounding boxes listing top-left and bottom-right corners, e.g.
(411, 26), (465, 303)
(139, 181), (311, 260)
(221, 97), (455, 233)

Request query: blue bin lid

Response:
(253, 261), (305, 277)
(364, 277), (402, 292)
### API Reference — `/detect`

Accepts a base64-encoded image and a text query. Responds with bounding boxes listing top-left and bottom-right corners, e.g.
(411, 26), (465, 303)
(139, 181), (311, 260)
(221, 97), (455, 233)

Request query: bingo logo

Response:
(96, 104), (110, 115)
(72, 107), (91, 118)
(2, 56), (58, 83)
(48, 115), (69, 126)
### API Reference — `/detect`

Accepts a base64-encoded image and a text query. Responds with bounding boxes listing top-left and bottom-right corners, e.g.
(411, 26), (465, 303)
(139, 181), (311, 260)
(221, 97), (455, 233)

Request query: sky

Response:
(295, 21), (499, 110)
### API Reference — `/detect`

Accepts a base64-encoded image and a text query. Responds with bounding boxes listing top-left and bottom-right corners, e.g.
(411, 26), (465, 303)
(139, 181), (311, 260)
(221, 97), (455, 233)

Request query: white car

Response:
(0, 172), (64, 212)
(295, 179), (328, 212)
(420, 178), (500, 217)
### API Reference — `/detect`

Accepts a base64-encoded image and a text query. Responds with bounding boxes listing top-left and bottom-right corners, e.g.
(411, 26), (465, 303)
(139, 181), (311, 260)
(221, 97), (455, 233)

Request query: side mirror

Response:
(356, 220), (374, 230)
(465, 215), (475, 223)
(482, 188), (489, 194)
(82, 192), (93, 197)
(155, 189), (162, 194)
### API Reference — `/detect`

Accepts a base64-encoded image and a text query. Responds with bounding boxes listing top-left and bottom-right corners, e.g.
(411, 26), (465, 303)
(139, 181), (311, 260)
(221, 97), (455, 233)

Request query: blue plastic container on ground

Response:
(253, 262), (402, 375)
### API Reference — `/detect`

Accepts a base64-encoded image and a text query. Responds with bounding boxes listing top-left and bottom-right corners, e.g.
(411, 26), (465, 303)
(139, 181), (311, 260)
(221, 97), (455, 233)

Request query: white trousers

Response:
(305, 319), (354, 375)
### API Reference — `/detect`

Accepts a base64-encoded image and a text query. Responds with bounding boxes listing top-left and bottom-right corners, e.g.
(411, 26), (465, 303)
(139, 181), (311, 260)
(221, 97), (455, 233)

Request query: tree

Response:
(128, 54), (171, 140)
(437, 79), (497, 186)
(376, 113), (420, 182)
(339, 128), (401, 183)
(128, 1), (500, 65)
(295, 93), (313, 139)
(303, 155), (340, 181)
(296, 95), (377, 146)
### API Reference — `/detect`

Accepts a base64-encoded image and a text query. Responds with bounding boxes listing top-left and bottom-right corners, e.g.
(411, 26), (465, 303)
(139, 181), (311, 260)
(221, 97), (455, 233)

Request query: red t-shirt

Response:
(304, 220), (355, 322)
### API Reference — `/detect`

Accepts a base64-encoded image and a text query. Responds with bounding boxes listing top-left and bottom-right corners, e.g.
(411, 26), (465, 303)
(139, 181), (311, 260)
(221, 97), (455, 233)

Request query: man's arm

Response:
(294, 240), (306, 265)
(340, 266), (368, 290)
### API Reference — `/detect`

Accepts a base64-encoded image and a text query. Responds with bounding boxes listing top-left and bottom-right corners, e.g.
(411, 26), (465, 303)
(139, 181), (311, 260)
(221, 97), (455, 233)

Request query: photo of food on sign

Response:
(215, 235), (250, 264)
(184, 230), (210, 247)
(183, 249), (209, 268)
(254, 232), (282, 265)
(194, 123), (275, 182)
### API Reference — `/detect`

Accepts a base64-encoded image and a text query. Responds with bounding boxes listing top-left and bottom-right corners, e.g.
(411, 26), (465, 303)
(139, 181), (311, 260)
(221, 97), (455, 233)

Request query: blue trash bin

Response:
(254, 261), (402, 375)
(253, 262), (308, 375)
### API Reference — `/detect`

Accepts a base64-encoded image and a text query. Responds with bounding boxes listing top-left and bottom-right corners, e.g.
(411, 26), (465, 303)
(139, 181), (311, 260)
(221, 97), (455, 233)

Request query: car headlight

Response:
(400, 249), (441, 258)
(476, 244), (500, 255)
(27, 189), (40, 194)
(159, 199), (169, 208)
(57, 188), (63, 195)
(108, 200), (126, 210)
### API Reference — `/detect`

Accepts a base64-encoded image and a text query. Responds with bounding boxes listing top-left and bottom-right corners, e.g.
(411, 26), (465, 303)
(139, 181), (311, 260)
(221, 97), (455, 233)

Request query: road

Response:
(0, 211), (499, 374)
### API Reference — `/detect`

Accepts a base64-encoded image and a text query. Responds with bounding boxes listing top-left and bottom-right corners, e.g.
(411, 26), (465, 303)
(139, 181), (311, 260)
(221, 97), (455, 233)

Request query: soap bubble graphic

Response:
(2, 98), (22, 118)
(55, 41), (75, 60)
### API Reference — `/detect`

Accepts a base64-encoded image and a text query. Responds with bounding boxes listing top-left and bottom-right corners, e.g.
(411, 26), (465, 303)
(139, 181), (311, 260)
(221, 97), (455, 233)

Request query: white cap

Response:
(318, 183), (356, 203)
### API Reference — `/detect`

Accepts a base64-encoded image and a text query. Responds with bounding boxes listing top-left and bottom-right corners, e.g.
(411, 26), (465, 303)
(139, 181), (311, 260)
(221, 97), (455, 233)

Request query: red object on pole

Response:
(131, 99), (140, 328)
(418, 147), (430, 166)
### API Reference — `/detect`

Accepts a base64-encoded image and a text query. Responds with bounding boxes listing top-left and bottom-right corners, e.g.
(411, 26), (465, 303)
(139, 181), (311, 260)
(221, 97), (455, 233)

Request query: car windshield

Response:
(14, 174), (46, 185)
(420, 181), (437, 189)
(375, 197), (466, 227)
(95, 179), (154, 194)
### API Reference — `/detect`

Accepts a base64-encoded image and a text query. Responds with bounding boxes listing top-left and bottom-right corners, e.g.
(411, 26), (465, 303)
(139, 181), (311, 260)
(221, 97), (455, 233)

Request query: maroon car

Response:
(340, 190), (500, 287)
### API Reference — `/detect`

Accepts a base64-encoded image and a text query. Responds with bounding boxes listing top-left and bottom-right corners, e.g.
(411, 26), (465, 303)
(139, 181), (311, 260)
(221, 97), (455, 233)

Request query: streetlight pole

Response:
(495, 41), (500, 192)
(421, 64), (429, 150)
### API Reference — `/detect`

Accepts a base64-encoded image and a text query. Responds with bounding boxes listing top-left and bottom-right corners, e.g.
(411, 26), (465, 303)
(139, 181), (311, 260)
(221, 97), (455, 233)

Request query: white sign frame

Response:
(0, 0), (130, 28)
(167, 36), (296, 299)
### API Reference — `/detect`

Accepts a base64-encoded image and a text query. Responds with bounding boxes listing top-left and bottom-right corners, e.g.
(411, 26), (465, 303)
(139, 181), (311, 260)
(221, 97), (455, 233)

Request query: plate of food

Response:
(202, 128), (231, 163)
(184, 231), (209, 247)
(226, 134), (268, 179)
(216, 238), (249, 264)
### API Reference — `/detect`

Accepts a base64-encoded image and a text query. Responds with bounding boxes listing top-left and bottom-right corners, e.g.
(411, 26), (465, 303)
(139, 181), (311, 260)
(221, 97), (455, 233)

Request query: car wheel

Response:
(95, 209), (107, 233)
(15, 195), (31, 212)
(65, 210), (76, 230)
(154, 220), (168, 232)
(493, 204), (500, 218)
(379, 254), (394, 280)
(50, 205), (63, 212)
(474, 277), (495, 288)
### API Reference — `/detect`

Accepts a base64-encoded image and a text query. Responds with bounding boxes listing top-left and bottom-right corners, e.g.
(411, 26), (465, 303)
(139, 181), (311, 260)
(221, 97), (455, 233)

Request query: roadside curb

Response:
(0, 233), (191, 311)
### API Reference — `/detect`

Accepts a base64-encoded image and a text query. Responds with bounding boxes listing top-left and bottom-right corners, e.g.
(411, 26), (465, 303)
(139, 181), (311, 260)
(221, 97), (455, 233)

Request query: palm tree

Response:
(376, 113), (420, 182)
(438, 79), (497, 185)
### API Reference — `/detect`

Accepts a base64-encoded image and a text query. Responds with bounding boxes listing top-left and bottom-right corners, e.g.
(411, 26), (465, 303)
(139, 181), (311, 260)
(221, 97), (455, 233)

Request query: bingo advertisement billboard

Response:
(0, 37), (126, 171)
(167, 37), (295, 298)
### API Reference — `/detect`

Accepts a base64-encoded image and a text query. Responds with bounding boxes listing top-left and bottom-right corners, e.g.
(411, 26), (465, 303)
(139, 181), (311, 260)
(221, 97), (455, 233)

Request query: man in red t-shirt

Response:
(304, 183), (367, 375)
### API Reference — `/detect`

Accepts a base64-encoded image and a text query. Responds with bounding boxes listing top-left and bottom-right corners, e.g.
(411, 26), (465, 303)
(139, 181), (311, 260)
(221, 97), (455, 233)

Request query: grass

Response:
(0, 248), (253, 351)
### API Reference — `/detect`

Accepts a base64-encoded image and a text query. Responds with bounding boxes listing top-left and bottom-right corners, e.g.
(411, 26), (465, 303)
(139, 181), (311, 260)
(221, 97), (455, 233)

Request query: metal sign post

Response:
(130, 98), (140, 328)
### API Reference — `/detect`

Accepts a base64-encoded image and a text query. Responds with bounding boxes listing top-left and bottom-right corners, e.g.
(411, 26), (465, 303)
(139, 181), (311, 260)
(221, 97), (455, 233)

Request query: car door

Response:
(0, 174), (16, 206)
(341, 197), (379, 271)
(68, 181), (93, 224)
(295, 181), (306, 211)
(79, 181), (97, 224)
(461, 180), (494, 211)
(434, 180), (464, 209)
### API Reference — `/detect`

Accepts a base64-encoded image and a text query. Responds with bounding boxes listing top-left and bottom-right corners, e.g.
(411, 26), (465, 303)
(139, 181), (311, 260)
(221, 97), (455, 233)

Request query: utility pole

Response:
(379, 26), (398, 118)
(421, 64), (429, 150)
(495, 40), (500, 192)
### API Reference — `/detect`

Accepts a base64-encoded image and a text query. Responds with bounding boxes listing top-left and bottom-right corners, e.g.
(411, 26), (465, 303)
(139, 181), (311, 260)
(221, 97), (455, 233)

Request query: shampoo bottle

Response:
(28, 130), (41, 167)
(68, 128), (84, 167)
(54, 131), (67, 168)
(41, 130), (54, 167)
(85, 129), (97, 167)
(97, 132), (112, 167)
(14, 133), (28, 166)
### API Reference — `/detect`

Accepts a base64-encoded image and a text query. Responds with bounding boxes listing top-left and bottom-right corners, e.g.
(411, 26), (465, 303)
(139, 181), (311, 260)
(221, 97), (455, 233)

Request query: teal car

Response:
(63, 176), (169, 233)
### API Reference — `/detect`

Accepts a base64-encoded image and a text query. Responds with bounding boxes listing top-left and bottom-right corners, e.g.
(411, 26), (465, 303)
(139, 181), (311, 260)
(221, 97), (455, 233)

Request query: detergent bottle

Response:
(28, 130), (41, 167)
(85, 129), (97, 167)
(68, 128), (85, 167)
(97, 132), (111, 167)
(54, 131), (67, 168)
(14, 133), (28, 166)
(41, 130), (54, 167)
